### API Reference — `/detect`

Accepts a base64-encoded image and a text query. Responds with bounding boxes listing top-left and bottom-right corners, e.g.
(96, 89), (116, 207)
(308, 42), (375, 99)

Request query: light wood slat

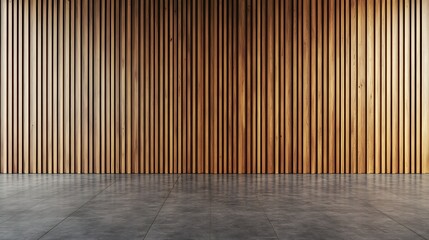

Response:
(297, 0), (302, 173)
(399, 0), (404, 174)
(274, 0), (279, 174)
(192, 0), (197, 173)
(82, 0), (88, 173)
(387, 0), (392, 173)
(159, 0), (164, 173)
(58, 0), (64, 173)
(131, 0), (139, 173)
(285, 0), (292, 174)
(322, 0), (328, 173)
(375, 0), (381, 173)
(350, 0), (357, 173)
(328, 0), (335, 173)
(345, 0), (350, 173)
(410, 0), (415, 173)
(106, 0), (111, 174)
(317, 0), (323, 173)
(142, 0), (148, 173)
(310, 0), (317, 174)
(257, 0), (262, 174)
(381, 0), (386, 173)
(100, 0), (105, 173)
(89, 0), (93, 173)
(47, 0), (52, 173)
(367, 0), (374, 173)
(125, 0), (131, 173)
(75, 0), (81, 173)
(8, 0), (13, 173)
(335, 0), (340, 173)
(65, 0), (70, 173)
(23, 0), (29, 173)
(404, 0), (410, 174)
(267, 0), (274, 173)
(340, 0), (345, 173)
(392, 0), (399, 173)
(416, 0), (421, 173)
(70, 0), (75, 173)
(0, 0), (6, 173)
(13, 0), (19, 173)
(423, 0), (429, 173)
(302, 0), (310, 174)
(246, 0), (251, 174)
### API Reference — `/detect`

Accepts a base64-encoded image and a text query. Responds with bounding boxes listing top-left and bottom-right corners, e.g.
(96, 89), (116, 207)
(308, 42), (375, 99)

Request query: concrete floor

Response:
(0, 175), (428, 240)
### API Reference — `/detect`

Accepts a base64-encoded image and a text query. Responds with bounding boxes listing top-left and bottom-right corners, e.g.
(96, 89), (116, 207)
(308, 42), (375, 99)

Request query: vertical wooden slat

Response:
(328, 0), (335, 173)
(131, 0), (139, 173)
(125, 0), (131, 173)
(398, 0), (404, 174)
(266, 0), (274, 173)
(82, 0), (88, 173)
(322, 0), (328, 173)
(211, 0), (217, 173)
(297, 0), (302, 173)
(335, 0), (340, 173)
(392, 0), (399, 173)
(103, 0), (109, 173)
(58, 0), (64, 173)
(75, 0), (81, 174)
(375, 0), (382, 173)
(0, 0), (6, 173)
(64, 0), (70, 173)
(23, 0), (29, 173)
(310, 0), (317, 174)
(285, 0), (292, 174)
(404, 0), (410, 173)
(302, 0), (310, 174)
(144, 0), (149, 173)
(381, 0), (386, 173)
(422, 0), (429, 173)
(367, 0), (375, 174)
(416, 0), (421, 173)
(70, 0), (75, 173)
(246, 0), (251, 174)
(274, 0), (279, 174)
(99, 0), (105, 173)
(317, 0), (323, 173)
(30, 0), (38, 173)
(159, 0), (164, 173)
(345, 0), (350, 173)
(357, 0), (367, 174)
(13, 0), (19, 173)
(340, 0), (345, 173)
(8, 0), (14, 173)
(410, 0), (415, 173)
(350, 0), (357, 173)
(387, 0), (392, 173)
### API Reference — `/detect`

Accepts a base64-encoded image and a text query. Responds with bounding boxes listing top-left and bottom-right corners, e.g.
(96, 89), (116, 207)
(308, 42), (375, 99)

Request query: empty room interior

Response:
(1, 0), (429, 239)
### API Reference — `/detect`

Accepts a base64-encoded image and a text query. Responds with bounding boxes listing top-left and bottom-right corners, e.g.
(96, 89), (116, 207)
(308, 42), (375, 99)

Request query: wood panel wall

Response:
(0, 0), (428, 174)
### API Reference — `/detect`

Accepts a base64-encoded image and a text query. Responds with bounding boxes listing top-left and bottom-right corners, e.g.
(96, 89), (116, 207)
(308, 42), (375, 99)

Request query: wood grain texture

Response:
(0, 0), (426, 174)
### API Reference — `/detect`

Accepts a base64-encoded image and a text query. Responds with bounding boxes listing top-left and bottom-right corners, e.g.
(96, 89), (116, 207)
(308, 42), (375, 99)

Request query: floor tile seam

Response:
(142, 175), (181, 240)
(368, 202), (428, 240)
(256, 194), (280, 240)
(35, 178), (117, 240)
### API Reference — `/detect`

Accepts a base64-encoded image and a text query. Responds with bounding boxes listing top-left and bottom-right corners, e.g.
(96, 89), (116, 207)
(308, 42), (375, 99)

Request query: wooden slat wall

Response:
(0, 0), (428, 174)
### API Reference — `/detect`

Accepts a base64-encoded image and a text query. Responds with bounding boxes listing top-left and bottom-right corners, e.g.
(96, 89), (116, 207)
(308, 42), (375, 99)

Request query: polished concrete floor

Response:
(0, 175), (428, 240)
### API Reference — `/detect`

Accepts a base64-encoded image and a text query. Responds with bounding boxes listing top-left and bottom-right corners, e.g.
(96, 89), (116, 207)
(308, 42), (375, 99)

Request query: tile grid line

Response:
(36, 177), (117, 240)
(369, 202), (428, 240)
(142, 174), (181, 240)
